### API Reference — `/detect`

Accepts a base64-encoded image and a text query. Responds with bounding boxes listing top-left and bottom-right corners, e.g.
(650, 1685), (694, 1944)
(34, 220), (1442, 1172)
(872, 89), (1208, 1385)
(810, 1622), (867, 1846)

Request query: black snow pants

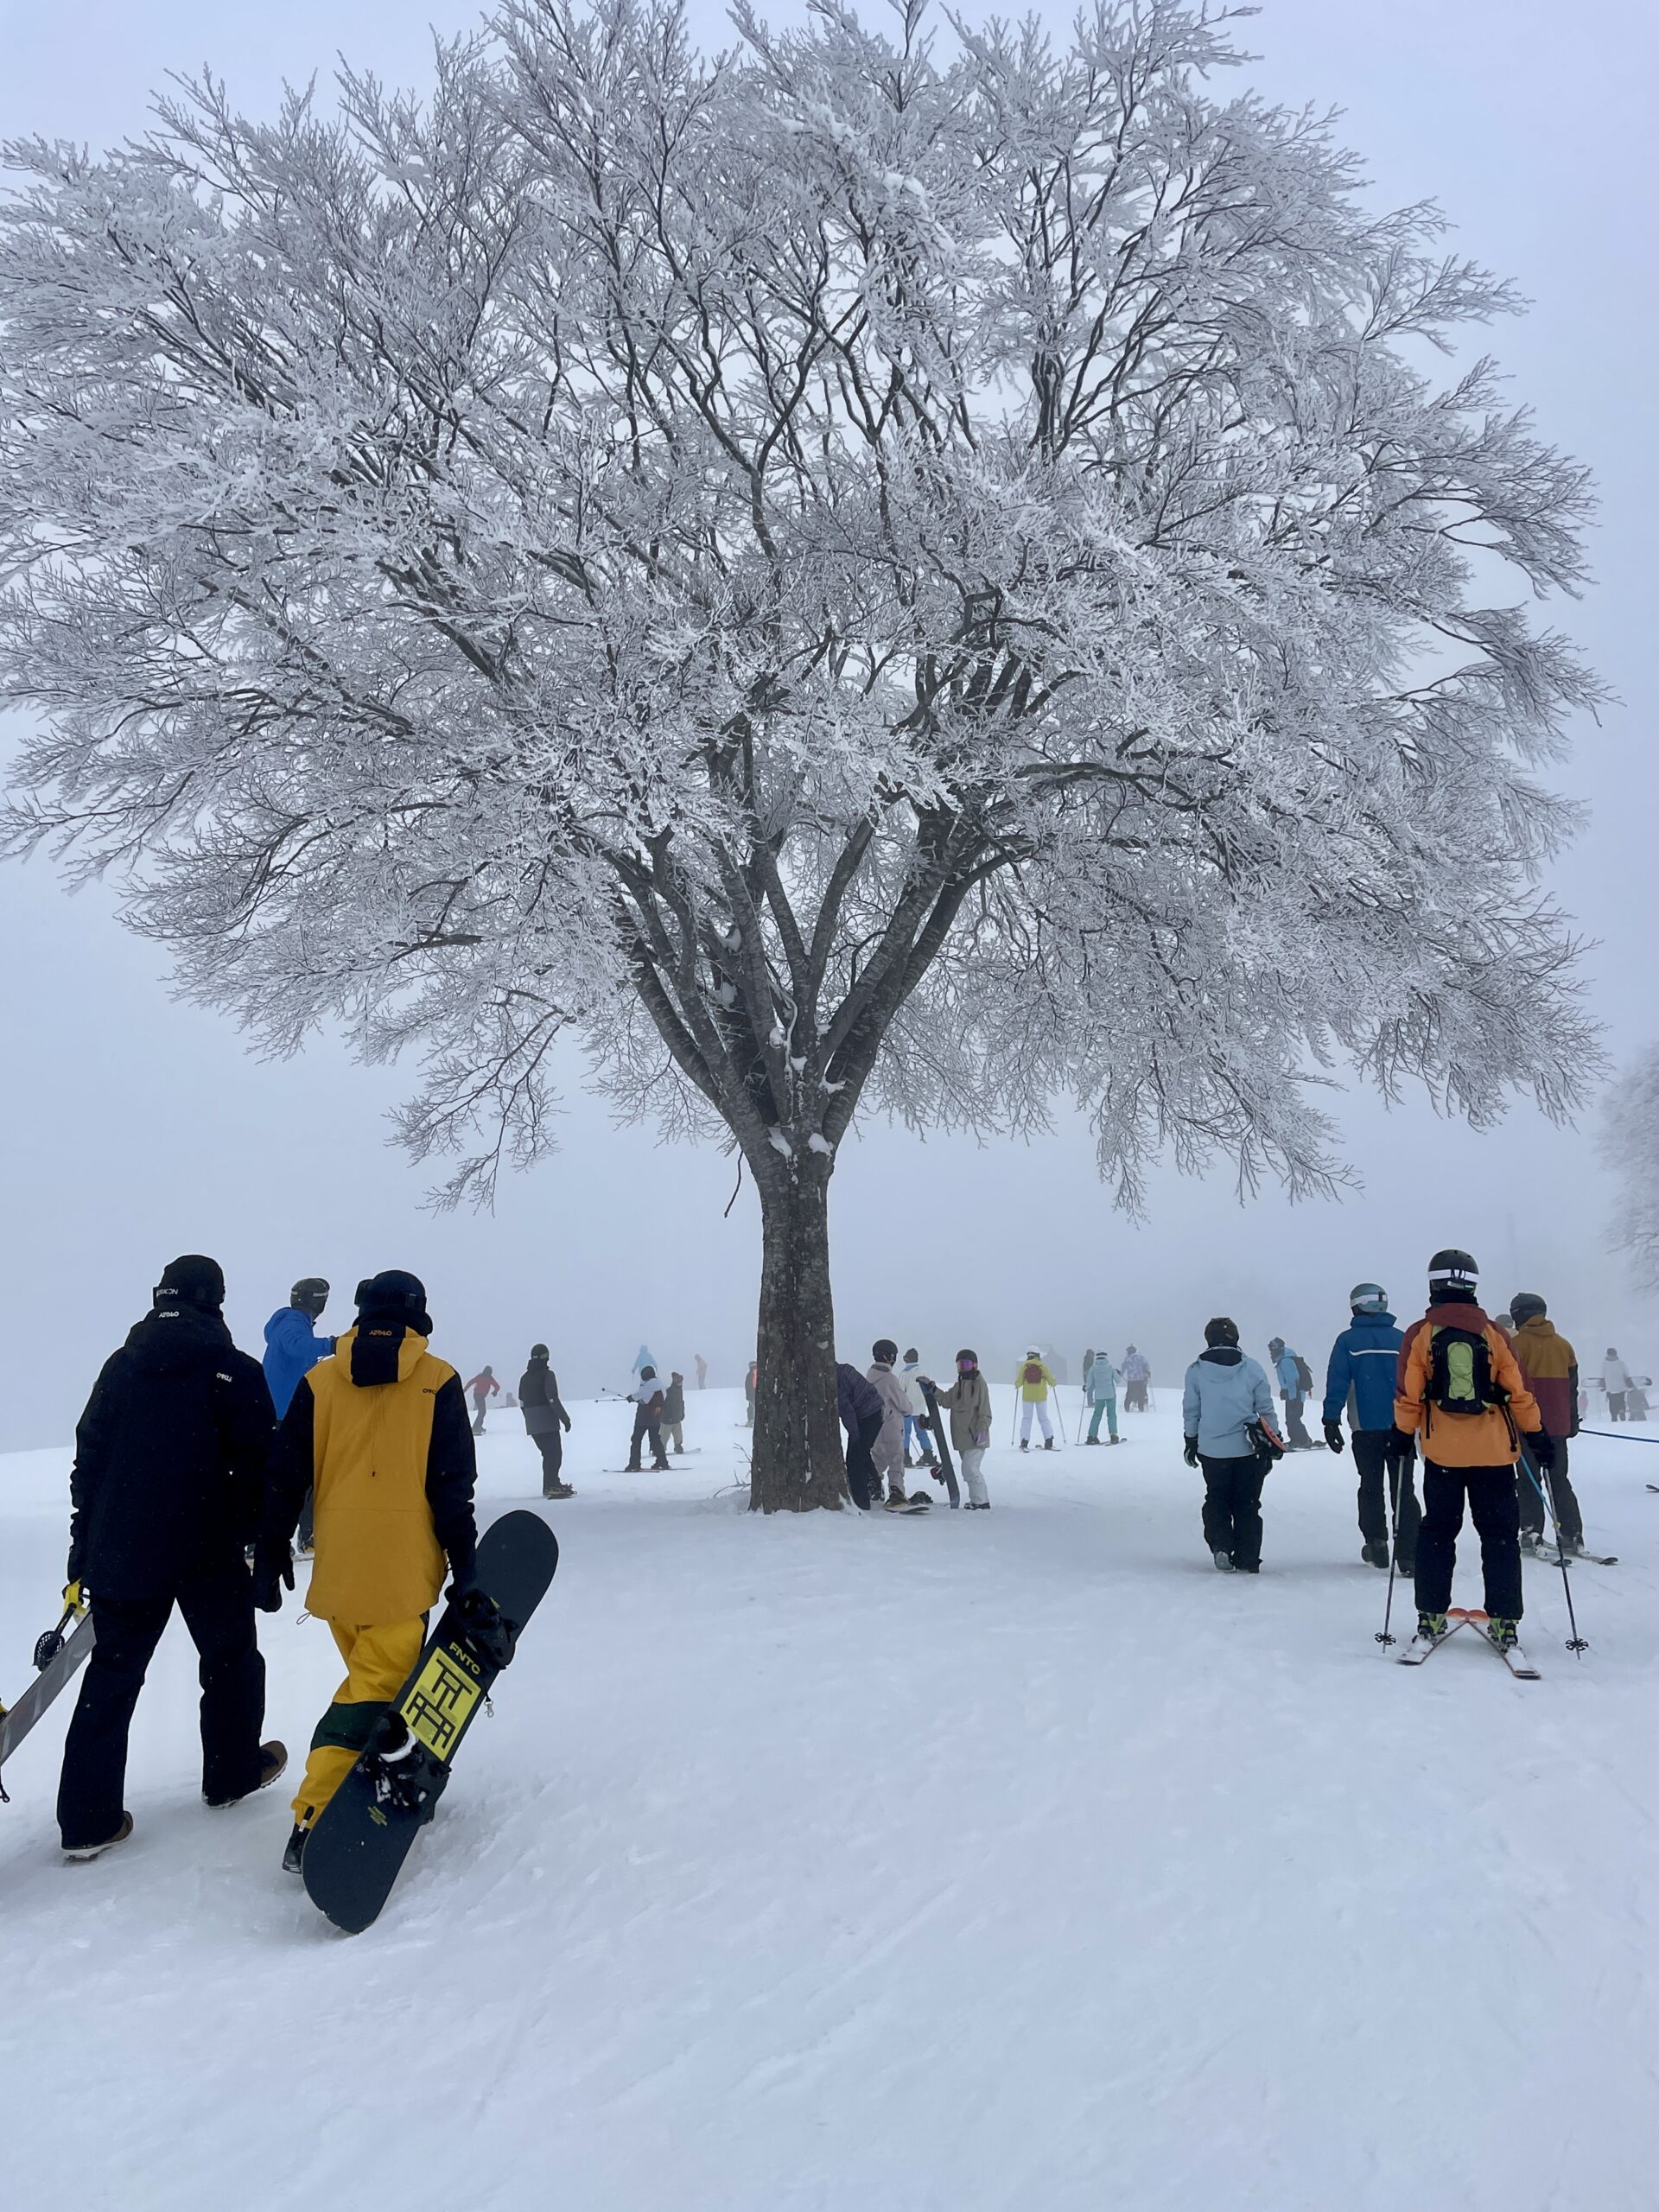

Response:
(57, 1562), (265, 1848)
(1282, 1396), (1314, 1450)
(843, 1410), (883, 1511)
(627, 1405), (668, 1470)
(1354, 1428), (1421, 1569)
(534, 1432), (566, 1495)
(1414, 1464), (1523, 1621)
(1199, 1453), (1267, 1571)
(1516, 1437), (1582, 1548)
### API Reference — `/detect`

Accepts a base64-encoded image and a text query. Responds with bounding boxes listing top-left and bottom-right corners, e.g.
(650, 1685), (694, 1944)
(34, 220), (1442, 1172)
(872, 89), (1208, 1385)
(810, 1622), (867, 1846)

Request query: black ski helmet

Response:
(872, 1338), (898, 1365)
(1510, 1293), (1547, 1325)
(290, 1276), (329, 1317)
(1205, 1317), (1240, 1349)
(1427, 1249), (1478, 1294)
(529, 1342), (550, 1359)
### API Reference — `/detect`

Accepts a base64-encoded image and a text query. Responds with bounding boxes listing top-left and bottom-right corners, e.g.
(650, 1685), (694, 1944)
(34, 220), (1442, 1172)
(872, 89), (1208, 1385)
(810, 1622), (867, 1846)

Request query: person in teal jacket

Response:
(1084, 1351), (1120, 1444)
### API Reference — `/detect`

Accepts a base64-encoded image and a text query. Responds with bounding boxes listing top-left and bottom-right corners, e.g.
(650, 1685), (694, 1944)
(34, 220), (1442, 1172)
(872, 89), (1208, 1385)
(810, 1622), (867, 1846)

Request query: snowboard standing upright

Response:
(919, 1381), (960, 1508)
(302, 1511), (559, 1933)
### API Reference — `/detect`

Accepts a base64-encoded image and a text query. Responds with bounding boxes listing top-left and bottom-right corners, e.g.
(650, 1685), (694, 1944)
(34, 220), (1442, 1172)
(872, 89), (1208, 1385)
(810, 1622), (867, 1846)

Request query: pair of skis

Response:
(1396, 1606), (1540, 1678)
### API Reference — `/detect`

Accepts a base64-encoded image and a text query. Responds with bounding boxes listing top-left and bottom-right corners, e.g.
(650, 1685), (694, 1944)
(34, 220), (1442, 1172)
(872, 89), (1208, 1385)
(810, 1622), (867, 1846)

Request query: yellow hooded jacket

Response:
(269, 1324), (479, 1624)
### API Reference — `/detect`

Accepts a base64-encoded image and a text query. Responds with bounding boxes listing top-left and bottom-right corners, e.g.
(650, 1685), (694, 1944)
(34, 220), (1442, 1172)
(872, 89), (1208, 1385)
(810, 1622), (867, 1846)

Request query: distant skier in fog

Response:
(519, 1344), (573, 1499)
(1014, 1349), (1058, 1450)
(1121, 1346), (1151, 1412)
(465, 1365), (499, 1434)
(1084, 1348), (1120, 1445)
(1268, 1338), (1315, 1450)
(663, 1370), (687, 1454)
(1602, 1348), (1630, 1420)
(694, 1353), (708, 1391)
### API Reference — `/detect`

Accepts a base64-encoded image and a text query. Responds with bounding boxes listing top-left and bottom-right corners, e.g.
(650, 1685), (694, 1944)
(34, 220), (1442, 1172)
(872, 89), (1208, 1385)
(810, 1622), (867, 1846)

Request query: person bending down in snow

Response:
(256, 1270), (479, 1874)
(1015, 1348), (1058, 1449)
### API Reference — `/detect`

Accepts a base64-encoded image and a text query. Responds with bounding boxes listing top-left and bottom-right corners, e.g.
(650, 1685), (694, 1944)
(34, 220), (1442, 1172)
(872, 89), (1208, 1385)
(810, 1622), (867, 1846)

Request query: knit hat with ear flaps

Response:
(1205, 1317), (1240, 1349)
(154, 1255), (226, 1314)
(353, 1269), (433, 1338)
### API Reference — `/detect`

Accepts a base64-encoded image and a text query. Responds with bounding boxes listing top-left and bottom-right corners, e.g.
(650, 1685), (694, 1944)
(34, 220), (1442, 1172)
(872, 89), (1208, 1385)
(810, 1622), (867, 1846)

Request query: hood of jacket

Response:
(124, 1306), (235, 1374)
(1423, 1300), (1491, 1332)
(336, 1322), (430, 1389)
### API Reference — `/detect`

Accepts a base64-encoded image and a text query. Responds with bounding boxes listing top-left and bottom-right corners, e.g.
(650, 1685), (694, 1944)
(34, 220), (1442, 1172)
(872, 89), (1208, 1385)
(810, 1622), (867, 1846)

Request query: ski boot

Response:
(1043, 1435), (1056, 1451)
(1487, 1616), (1522, 1652)
(1416, 1610), (1449, 1640)
(1020, 1439), (1029, 1452)
(1519, 1532), (1539, 1556)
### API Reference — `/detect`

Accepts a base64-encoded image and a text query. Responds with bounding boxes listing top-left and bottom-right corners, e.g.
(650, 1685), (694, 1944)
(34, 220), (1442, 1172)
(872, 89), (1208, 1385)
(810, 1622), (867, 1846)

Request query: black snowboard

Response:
(919, 1380), (960, 1507)
(302, 1510), (559, 1934)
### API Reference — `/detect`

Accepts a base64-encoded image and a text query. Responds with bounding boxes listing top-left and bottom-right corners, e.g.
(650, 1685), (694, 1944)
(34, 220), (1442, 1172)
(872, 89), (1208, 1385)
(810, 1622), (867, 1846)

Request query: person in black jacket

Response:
(55, 1255), (286, 1859)
(519, 1344), (574, 1498)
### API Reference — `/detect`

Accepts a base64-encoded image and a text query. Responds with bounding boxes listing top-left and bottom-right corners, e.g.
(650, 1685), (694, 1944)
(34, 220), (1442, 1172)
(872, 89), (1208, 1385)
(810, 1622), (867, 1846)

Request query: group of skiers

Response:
(1181, 1249), (1597, 1665)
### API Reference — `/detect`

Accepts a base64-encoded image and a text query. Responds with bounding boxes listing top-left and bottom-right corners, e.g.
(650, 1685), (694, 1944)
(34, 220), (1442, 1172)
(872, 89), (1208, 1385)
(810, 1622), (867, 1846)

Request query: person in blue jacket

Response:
(1182, 1319), (1277, 1573)
(263, 1279), (334, 1550)
(1267, 1336), (1316, 1449)
(1321, 1281), (1417, 1573)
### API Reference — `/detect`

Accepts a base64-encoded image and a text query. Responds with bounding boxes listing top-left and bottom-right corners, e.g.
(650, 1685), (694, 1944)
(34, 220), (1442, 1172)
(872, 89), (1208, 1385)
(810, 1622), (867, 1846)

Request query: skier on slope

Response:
(1014, 1348), (1058, 1450)
(922, 1351), (995, 1508)
(899, 1349), (938, 1469)
(1389, 1249), (1556, 1659)
(464, 1364), (500, 1434)
(867, 1340), (917, 1507)
(836, 1361), (885, 1511)
(1268, 1337), (1317, 1450)
(1182, 1319), (1278, 1573)
(626, 1365), (671, 1471)
(1120, 1345), (1151, 1413)
(262, 1276), (334, 1552)
(519, 1344), (574, 1498)
(1322, 1284), (1418, 1573)
(1083, 1346), (1121, 1445)
(257, 1270), (479, 1873)
(694, 1353), (708, 1391)
(1506, 1294), (1586, 1557)
(55, 1256), (286, 1860)
(662, 1370), (688, 1455)
(1600, 1348), (1631, 1421)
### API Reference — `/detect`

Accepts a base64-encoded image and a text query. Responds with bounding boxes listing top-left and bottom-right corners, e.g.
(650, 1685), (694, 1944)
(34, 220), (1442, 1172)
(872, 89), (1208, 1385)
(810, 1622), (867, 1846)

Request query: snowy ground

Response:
(5, 1384), (1659, 2212)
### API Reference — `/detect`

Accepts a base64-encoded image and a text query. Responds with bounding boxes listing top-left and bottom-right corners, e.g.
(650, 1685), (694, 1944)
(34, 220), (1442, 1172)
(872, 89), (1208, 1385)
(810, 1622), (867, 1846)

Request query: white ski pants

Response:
(1020, 1399), (1053, 1442)
(960, 1446), (989, 1506)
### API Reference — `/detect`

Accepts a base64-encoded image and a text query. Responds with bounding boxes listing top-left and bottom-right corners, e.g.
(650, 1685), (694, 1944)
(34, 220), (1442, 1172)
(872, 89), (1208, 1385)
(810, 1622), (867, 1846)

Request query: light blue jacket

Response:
(1273, 1347), (1305, 1398)
(1085, 1357), (1118, 1406)
(1183, 1351), (1275, 1459)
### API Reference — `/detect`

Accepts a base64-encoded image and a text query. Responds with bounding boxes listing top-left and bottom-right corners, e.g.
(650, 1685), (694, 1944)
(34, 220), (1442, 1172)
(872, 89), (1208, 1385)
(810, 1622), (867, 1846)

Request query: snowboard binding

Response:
(454, 1587), (517, 1673)
(362, 1715), (445, 1820)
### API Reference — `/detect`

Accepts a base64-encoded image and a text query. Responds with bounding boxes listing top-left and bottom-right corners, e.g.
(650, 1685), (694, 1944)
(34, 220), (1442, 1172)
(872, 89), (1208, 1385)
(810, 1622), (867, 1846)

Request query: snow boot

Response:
(1212, 1548), (1236, 1573)
(206, 1739), (288, 1809)
(1084, 1434), (1102, 1446)
(1361, 1541), (1389, 1570)
(1020, 1439), (1030, 1452)
(907, 1491), (933, 1509)
(63, 1811), (133, 1862)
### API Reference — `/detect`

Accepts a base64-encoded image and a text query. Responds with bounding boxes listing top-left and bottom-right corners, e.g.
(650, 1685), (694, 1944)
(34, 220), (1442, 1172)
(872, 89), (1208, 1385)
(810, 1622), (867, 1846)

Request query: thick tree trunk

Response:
(748, 1156), (848, 1512)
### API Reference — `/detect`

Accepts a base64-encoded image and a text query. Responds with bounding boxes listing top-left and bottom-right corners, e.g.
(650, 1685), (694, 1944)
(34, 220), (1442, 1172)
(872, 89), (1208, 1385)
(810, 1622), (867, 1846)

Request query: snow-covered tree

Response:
(0, 0), (1600, 1509)
(1602, 1052), (1659, 1292)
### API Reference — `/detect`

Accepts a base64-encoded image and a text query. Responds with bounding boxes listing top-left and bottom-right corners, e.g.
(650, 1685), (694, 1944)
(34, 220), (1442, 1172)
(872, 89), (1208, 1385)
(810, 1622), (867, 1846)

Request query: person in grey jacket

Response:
(1182, 1319), (1277, 1573)
(867, 1340), (915, 1509)
(519, 1345), (573, 1498)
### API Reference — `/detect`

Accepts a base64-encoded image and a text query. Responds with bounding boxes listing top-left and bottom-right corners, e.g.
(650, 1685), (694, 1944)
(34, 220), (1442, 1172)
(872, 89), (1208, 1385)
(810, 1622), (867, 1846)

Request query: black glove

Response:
(561, 1414), (572, 1433)
(251, 1539), (294, 1614)
(1183, 1436), (1199, 1469)
(1529, 1429), (1558, 1473)
(1323, 1421), (1345, 1454)
(1385, 1426), (1417, 1467)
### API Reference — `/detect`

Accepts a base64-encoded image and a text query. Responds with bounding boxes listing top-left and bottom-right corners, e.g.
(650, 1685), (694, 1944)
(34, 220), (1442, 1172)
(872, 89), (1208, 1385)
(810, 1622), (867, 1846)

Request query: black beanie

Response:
(354, 1269), (433, 1337)
(154, 1255), (226, 1314)
(1510, 1292), (1547, 1325)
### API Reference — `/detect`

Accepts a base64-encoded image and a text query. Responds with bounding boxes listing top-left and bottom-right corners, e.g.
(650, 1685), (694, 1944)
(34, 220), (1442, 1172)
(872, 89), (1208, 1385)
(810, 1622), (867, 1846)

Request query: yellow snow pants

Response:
(291, 1618), (425, 1826)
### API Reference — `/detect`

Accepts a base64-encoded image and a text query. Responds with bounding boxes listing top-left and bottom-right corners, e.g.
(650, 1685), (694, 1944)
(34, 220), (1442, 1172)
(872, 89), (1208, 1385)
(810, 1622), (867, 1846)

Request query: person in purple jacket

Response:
(836, 1361), (885, 1512)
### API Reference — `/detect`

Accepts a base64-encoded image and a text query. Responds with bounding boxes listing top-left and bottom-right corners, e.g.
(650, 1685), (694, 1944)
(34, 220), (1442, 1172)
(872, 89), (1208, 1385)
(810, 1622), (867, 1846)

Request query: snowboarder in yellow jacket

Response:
(254, 1270), (478, 1872)
(1014, 1348), (1058, 1450)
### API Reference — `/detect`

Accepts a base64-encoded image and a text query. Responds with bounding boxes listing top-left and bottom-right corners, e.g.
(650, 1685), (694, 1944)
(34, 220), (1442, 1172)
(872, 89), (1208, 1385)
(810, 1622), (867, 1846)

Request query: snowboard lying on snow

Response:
(302, 1511), (559, 1934)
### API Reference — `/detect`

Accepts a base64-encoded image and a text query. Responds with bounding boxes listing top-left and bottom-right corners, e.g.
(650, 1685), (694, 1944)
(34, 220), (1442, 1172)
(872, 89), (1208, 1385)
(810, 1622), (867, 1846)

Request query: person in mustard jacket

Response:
(1014, 1348), (1058, 1449)
(1389, 1249), (1555, 1653)
(255, 1269), (479, 1872)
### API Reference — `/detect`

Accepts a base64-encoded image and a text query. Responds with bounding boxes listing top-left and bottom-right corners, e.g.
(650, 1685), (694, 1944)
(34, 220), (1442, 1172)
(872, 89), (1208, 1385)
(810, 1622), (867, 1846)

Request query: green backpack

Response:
(1426, 1325), (1500, 1417)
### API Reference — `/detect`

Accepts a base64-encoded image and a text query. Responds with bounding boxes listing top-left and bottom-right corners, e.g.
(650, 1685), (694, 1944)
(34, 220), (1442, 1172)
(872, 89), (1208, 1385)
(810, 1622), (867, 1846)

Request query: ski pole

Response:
(1518, 1446), (1587, 1655)
(1578, 1427), (1659, 1444)
(1075, 1392), (1086, 1445)
(1375, 1441), (1408, 1649)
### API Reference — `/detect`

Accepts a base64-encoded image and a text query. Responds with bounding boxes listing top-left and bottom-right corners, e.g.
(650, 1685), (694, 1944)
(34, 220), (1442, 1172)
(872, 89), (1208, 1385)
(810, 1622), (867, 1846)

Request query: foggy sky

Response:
(3, 0), (1655, 1451)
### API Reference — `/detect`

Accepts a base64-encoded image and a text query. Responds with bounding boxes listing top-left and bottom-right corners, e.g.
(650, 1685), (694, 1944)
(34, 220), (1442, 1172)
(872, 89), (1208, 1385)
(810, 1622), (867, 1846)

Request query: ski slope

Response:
(4, 1385), (1658, 2212)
